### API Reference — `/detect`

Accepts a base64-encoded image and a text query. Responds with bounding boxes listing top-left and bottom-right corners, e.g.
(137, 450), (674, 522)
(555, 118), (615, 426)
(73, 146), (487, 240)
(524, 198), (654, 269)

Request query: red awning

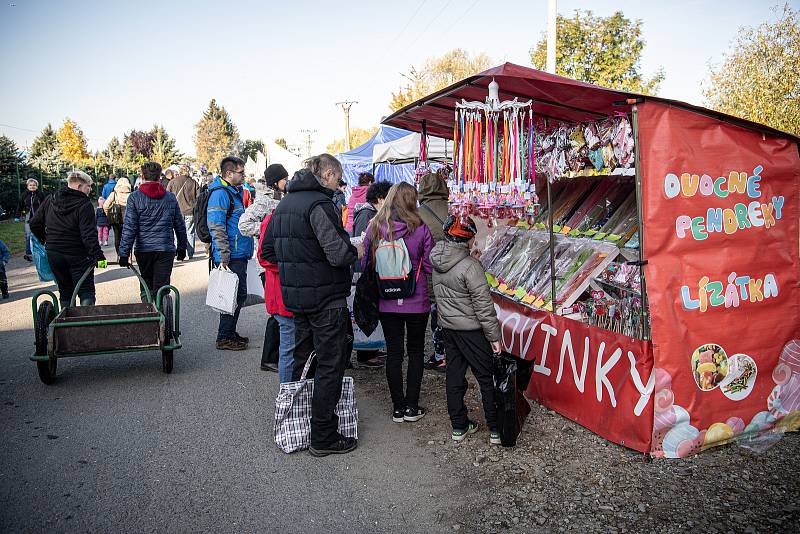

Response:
(382, 62), (798, 142)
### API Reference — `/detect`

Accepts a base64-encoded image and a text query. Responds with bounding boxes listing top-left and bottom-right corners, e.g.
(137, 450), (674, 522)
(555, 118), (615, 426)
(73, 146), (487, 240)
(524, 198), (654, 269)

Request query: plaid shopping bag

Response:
(274, 352), (358, 453)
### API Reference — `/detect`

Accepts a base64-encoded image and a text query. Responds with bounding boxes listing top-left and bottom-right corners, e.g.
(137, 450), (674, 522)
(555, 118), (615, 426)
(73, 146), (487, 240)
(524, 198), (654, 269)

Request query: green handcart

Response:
(30, 265), (181, 384)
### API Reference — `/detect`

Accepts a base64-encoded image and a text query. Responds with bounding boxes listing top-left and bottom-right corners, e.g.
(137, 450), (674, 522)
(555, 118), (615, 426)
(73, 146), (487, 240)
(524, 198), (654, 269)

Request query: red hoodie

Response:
(139, 181), (167, 199)
(257, 214), (291, 317)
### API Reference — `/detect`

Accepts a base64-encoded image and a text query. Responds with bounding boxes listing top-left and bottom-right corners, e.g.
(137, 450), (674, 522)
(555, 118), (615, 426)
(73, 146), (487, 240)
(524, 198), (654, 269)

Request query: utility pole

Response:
(300, 129), (317, 158)
(546, 0), (557, 74)
(335, 100), (358, 151)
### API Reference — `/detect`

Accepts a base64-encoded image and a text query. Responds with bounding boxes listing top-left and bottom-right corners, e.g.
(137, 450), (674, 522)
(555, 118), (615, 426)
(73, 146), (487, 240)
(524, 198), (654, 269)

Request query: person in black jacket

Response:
(29, 171), (105, 308)
(118, 161), (187, 301)
(262, 154), (360, 457)
(17, 178), (47, 261)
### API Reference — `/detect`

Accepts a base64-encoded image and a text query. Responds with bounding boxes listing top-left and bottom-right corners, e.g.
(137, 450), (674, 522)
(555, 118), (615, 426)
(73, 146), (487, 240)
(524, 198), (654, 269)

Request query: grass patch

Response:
(0, 220), (27, 255)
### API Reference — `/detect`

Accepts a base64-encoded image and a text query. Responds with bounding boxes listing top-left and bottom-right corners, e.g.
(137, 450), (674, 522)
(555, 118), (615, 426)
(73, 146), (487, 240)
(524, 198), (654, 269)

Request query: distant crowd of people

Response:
(12, 154), (505, 458)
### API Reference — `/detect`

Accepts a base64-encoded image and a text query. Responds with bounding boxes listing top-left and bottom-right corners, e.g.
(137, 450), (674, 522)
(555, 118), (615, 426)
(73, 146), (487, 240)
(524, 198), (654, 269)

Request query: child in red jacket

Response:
(258, 214), (295, 383)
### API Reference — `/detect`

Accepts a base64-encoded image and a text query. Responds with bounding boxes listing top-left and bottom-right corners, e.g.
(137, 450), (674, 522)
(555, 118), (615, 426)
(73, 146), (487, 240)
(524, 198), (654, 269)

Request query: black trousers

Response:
(292, 306), (350, 448)
(111, 223), (123, 256)
(47, 250), (95, 307)
(379, 311), (429, 411)
(0, 262), (8, 295)
(443, 328), (497, 431)
(135, 251), (174, 302)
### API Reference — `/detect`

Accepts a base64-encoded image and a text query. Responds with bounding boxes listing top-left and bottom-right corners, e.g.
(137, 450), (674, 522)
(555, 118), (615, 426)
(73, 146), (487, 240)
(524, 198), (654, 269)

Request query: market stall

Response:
(372, 132), (454, 165)
(336, 125), (416, 188)
(383, 62), (800, 457)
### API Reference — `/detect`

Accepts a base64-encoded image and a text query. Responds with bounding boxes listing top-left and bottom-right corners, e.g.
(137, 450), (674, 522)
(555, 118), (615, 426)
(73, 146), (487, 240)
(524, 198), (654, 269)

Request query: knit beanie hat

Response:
(264, 164), (289, 188)
(443, 214), (477, 242)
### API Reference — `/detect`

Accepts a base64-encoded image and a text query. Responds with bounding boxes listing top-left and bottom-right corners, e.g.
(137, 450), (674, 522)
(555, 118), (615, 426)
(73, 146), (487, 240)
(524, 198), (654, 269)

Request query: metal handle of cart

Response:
(69, 264), (154, 306)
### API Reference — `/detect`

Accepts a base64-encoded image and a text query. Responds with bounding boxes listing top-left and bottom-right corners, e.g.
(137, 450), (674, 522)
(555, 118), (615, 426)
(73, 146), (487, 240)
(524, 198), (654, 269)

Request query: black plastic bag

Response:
(354, 268), (380, 336)
(493, 353), (531, 447)
(261, 315), (280, 366)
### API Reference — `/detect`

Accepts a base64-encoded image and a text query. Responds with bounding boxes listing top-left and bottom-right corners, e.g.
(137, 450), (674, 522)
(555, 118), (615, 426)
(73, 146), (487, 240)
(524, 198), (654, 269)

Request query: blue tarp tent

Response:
(337, 125), (416, 187)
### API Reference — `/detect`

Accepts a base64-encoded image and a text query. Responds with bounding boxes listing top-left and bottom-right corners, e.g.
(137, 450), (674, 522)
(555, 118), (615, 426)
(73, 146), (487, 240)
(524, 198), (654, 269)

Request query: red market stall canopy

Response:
(383, 62), (798, 142)
(383, 63), (800, 457)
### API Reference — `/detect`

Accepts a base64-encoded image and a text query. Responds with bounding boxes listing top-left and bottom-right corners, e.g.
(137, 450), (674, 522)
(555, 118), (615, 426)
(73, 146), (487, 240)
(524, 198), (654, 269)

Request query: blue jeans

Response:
(274, 314), (296, 383)
(213, 258), (248, 341)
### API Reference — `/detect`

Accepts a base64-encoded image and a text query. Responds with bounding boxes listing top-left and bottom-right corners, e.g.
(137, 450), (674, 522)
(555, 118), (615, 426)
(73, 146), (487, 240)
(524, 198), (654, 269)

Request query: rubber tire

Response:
(161, 295), (174, 374)
(35, 301), (57, 385)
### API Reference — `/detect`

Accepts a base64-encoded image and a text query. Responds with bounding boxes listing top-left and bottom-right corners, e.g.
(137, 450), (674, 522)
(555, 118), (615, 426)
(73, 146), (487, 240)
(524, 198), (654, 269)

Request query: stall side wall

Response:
(494, 296), (655, 453)
(638, 102), (800, 457)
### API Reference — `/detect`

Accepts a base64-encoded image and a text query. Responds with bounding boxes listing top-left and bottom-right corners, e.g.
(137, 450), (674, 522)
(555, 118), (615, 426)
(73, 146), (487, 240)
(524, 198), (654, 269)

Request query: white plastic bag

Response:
(242, 256), (265, 308)
(206, 266), (239, 315)
(347, 281), (386, 351)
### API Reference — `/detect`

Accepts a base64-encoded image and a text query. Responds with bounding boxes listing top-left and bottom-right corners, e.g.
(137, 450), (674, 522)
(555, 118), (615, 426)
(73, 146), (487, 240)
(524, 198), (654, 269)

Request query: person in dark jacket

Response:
(166, 164), (200, 259)
(0, 238), (10, 298)
(262, 154), (360, 457)
(332, 179), (347, 223)
(349, 181), (392, 369)
(418, 170), (451, 372)
(96, 198), (110, 246)
(118, 162), (188, 302)
(29, 171), (105, 308)
(17, 178), (47, 261)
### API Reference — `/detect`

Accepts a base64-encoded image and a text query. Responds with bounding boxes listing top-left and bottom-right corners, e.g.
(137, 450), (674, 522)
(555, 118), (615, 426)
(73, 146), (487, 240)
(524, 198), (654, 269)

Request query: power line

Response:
(0, 122), (38, 133)
(407, 0), (454, 48)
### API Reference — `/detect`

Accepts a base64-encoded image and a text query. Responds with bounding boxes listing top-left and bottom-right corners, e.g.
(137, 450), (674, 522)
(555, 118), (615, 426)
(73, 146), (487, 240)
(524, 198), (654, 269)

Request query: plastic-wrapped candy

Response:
(612, 118), (635, 168)
(569, 126), (586, 149)
(588, 148), (604, 171)
(584, 123), (601, 150)
(600, 143), (617, 169)
(596, 118), (616, 145)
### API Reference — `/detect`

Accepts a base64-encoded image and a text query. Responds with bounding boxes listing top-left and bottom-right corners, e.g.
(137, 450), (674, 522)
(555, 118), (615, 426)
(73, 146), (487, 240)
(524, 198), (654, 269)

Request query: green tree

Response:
(194, 99), (241, 172)
(29, 123), (62, 174)
(530, 10), (664, 94)
(150, 124), (183, 167)
(0, 135), (33, 211)
(239, 139), (264, 161)
(274, 137), (288, 150)
(326, 127), (378, 155)
(56, 118), (90, 167)
(389, 49), (493, 111)
(703, 4), (800, 136)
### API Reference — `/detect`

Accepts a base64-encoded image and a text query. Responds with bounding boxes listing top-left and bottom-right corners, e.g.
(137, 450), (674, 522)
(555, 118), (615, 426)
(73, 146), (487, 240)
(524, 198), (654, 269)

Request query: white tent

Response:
(372, 133), (454, 165)
(244, 156), (257, 177)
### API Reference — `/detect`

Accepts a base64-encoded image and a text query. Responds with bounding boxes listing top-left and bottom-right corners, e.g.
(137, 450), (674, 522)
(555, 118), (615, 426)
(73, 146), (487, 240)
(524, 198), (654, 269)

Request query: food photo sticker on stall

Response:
(691, 343), (728, 391)
(719, 353), (758, 401)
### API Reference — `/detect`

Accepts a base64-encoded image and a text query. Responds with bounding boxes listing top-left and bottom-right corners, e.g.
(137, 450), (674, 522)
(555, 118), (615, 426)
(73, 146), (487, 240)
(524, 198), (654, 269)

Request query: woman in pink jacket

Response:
(346, 172), (374, 233)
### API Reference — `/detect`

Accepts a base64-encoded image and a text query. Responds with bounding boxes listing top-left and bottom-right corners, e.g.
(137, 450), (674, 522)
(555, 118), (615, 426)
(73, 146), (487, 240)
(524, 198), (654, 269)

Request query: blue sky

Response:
(1, 0), (796, 156)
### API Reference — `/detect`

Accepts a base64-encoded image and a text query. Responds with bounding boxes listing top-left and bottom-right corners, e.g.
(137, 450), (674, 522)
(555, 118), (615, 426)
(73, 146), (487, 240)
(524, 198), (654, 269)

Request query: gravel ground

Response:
(353, 341), (799, 534)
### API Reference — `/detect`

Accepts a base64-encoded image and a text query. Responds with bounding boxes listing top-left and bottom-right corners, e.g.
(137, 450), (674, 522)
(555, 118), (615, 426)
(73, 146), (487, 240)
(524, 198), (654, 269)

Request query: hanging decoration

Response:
(450, 79), (539, 222)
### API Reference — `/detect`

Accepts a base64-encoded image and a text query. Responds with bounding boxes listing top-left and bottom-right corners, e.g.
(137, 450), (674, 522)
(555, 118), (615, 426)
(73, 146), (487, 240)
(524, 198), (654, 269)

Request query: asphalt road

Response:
(0, 250), (463, 533)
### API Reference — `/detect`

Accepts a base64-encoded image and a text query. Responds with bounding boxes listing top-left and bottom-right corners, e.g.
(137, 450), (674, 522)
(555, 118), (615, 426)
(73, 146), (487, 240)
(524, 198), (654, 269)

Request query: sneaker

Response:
(23, 255), (32, 262)
(392, 408), (405, 423)
(489, 430), (502, 445)
(260, 363), (278, 373)
(432, 359), (447, 373)
(216, 338), (248, 351)
(423, 355), (438, 370)
(2, 293), (9, 300)
(234, 332), (249, 344)
(403, 407), (426, 422)
(309, 436), (358, 457)
(452, 420), (479, 442)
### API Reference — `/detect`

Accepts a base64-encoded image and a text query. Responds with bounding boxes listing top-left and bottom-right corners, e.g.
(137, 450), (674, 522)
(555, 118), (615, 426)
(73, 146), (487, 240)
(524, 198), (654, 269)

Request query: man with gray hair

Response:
(262, 154), (360, 457)
(30, 171), (105, 308)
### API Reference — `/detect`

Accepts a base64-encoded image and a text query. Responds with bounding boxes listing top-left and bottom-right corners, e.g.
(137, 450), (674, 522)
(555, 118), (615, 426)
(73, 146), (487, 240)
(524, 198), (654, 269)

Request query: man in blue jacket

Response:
(118, 162), (188, 302)
(101, 174), (117, 200)
(208, 156), (254, 351)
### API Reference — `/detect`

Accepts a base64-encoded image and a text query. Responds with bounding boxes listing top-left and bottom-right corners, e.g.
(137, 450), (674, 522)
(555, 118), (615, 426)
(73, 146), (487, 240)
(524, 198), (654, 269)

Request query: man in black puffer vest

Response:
(262, 153), (359, 457)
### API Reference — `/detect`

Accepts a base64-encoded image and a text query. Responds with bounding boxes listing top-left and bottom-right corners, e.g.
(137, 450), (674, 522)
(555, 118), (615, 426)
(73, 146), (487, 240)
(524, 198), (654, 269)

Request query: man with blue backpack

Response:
(206, 156), (254, 351)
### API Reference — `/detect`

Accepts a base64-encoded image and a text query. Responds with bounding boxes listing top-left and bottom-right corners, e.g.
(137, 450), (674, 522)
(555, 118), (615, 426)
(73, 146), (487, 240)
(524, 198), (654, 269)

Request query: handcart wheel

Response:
(161, 295), (174, 374)
(35, 301), (57, 385)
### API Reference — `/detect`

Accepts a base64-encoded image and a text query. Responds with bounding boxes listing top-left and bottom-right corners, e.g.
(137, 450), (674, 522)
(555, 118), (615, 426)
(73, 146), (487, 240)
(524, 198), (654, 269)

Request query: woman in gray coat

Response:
(431, 214), (502, 445)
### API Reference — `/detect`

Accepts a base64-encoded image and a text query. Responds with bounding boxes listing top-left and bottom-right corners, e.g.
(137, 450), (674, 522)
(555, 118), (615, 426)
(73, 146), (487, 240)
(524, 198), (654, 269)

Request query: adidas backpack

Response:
(374, 236), (422, 300)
